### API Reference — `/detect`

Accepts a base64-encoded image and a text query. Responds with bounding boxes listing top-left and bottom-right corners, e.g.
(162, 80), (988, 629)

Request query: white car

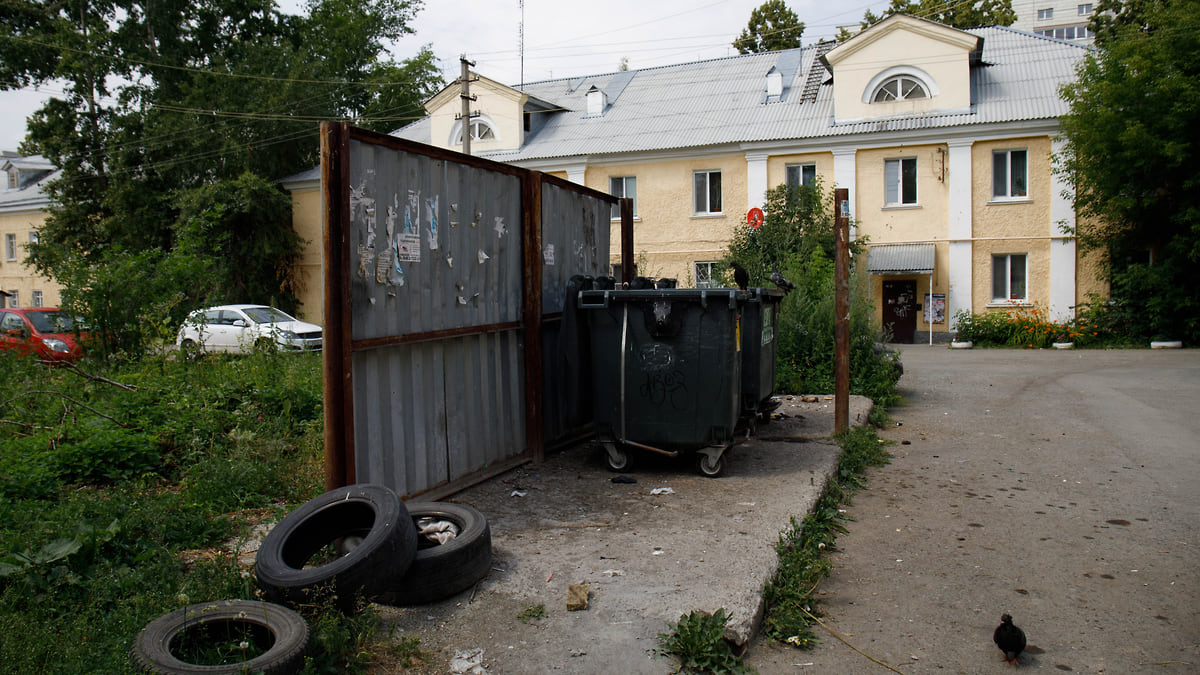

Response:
(176, 304), (322, 354)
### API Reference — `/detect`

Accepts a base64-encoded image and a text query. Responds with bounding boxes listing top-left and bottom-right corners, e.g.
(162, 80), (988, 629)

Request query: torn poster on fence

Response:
(426, 195), (439, 251)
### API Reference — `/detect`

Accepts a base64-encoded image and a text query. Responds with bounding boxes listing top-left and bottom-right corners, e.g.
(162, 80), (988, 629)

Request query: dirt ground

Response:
(746, 346), (1200, 673)
(369, 393), (869, 674)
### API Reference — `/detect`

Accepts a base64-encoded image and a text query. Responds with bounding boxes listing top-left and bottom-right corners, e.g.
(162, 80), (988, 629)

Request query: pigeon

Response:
(730, 262), (749, 290)
(769, 262), (795, 293)
(993, 614), (1026, 665)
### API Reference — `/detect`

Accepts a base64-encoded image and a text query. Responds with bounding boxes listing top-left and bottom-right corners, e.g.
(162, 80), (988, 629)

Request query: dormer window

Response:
(451, 117), (497, 145)
(586, 86), (607, 116)
(6, 169), (16, 190)
(872, 75), (929, 102)
(766, 68), (783, 101)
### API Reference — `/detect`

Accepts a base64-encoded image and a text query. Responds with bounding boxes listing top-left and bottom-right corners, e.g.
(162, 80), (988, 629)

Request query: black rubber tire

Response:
(178, 339), (200, 358)
(377, 502), (492, 606)
(130, 599), (308, 674)
(254, 484), (417, 609)
(696, 451), (726, 478)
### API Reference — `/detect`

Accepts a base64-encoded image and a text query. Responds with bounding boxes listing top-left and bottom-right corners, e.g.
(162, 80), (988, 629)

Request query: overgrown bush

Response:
(0, 351), (368, 674)
(725, 181), (902, 407)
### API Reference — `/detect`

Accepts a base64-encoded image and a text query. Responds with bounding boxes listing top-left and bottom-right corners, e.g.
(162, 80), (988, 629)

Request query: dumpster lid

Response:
(867, 244), (935, 275)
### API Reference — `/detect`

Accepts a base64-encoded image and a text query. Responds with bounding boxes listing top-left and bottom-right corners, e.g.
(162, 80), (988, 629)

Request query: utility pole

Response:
(459, 56), (476, 155)
(834, 187), (850, 435)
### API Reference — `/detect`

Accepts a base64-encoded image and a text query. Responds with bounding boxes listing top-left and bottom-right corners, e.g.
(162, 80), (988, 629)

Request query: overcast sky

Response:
(1, 0), (892, 152)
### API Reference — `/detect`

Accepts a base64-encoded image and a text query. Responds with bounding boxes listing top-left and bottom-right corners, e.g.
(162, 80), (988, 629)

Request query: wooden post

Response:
(834, 187), (850, 435)
(522, 173), (545, 462)
(321, 121), (353, 489)
(620, 197), (634, 285)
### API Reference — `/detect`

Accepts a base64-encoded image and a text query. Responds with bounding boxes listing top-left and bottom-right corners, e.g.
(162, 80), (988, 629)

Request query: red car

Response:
(0, 307), (90, 363)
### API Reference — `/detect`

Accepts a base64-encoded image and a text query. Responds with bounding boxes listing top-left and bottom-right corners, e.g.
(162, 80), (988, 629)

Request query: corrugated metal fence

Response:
(321, 123), (619, 499)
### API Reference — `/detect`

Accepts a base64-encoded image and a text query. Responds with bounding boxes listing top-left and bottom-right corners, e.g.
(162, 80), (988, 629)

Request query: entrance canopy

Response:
(867, 243), (935, 275)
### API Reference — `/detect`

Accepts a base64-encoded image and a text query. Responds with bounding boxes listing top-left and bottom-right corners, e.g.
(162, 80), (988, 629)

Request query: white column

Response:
(565, 164), (587, 185)
(745, 153), (769, 209)
(946, 139), (974, 323)
(1049, 138), (1077, 323)
(832, 148), (857, 239)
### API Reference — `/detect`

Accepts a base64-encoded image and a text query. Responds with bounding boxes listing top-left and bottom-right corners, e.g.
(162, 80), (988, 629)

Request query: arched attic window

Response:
(872, 75), (929, 102)
(450, 116), (497, 145)
(863, 67), (939, 104)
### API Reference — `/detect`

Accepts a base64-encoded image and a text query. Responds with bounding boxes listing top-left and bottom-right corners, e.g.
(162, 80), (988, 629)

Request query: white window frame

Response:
(884, 157), (918, 206)
(29, 232), (38, 245)
(31, 289), (43, 307)
(694, 261), (720, 288)
(992, 149), (1029, 200)
(785, 163), (817, 190)
(1038, 8), (1054, 20)
(871, 75), (929, 103)
(992, 254), (1028, 303)
(693, 170), (722, 215)
(1078, 3), (1093, 15)
(609, 176), (637, 220)
(4, 233), (16, 261)
(7, 290), (17, 308)
(450, 117), (498, 145)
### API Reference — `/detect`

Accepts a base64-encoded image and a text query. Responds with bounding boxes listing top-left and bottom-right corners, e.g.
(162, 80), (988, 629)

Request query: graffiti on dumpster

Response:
(639, 370), (688, 410)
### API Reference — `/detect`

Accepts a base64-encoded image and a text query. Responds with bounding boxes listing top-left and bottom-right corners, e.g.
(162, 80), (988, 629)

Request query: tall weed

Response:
(0, 352), (328, 673)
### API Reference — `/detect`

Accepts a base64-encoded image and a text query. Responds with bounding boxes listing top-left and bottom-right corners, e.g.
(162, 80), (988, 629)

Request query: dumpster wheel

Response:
(603, 442), (634, 472)
(695, 446), (728, 478)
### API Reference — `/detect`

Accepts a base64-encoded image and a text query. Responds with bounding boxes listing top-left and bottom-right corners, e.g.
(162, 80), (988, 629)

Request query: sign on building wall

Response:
(925, 293), (946, 324)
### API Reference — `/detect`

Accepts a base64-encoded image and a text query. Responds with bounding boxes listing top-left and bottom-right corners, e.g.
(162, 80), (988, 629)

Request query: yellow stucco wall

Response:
(826, 18), (975, 123)
(428, 78), (525, 154)
(970, 136), (1053, 312)
(289, 187), (324, 325)
(588, 154), (747, 284)
(0, 210), (60, 307)
(855, 143), (950, 243)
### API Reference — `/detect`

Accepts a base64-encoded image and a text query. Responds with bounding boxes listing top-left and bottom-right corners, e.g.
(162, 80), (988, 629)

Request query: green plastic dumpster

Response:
(578, 287), (748, 477)
(740, 287), (785, 427)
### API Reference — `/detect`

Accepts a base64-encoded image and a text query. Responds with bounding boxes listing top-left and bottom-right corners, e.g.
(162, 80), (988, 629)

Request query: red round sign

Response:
(747, 207), (764, 229)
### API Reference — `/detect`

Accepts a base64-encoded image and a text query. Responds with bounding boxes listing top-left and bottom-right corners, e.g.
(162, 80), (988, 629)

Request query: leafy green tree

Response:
(724, 181), (899, 404)
(734, 0), (805, 54)
(1057, 0), (1200, 341)
(1089, 0), (1163, 46)
(839, 0), (1016, 39)
(3, 0), (442, 353)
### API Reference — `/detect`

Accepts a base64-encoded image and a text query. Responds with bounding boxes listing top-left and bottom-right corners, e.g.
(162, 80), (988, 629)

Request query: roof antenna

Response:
(518, 0), (525, 88)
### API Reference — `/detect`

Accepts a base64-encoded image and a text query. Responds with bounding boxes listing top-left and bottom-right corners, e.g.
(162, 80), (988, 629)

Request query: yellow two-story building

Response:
(0, 153), (60, 308)
(286, 14), (1107, 342)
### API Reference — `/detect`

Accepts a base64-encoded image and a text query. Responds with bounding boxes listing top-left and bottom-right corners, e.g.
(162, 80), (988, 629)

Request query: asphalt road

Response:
(746, 345), (1200, 673)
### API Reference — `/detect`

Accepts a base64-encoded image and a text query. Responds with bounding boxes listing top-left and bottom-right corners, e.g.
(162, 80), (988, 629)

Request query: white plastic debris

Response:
(510, 490), (527, 498)
(650, 487), (675, 496)
(416, 517), (460, 545)
(449, 648), (487, 674)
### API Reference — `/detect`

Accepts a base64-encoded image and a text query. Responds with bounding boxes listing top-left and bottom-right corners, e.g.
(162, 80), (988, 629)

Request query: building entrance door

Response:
(882, 280), (917, 343)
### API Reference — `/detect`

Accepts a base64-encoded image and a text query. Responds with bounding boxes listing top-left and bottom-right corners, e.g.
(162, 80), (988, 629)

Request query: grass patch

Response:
(760, 426), (892, 649)
(517, 603), (547, 624)
(657, 608), (755, 674)
(0, 350), (379, 674)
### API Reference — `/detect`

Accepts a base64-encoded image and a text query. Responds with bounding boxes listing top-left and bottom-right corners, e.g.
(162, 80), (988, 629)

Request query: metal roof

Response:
(867, 244), (936, 275)
(392, 26), (1090, 162)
